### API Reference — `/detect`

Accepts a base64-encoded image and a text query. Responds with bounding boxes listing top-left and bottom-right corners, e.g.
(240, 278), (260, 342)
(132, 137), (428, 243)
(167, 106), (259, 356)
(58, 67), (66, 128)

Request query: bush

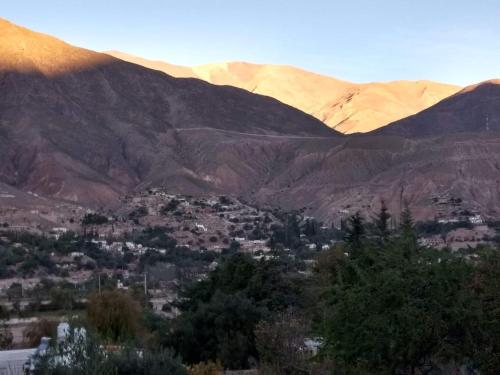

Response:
(0, 323), (13, 349)
(82, 213), (109, 226)
(87, 290), (142, 343)
(164, 254), (303, 369)
(23, 319), (58, 347)
(189, 361), (224, 375)
(161, 199), (181, 214)
(35, 332), (188, 375)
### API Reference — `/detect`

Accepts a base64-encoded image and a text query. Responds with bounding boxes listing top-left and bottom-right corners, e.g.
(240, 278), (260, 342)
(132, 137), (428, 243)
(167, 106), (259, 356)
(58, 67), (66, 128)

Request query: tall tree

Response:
(165, 254), (303, 369)
(345, 212), (365, 256)
(87, 290), (142, 343)
(319, 243), (480, 374)
(399, 202), (417, 254)
(373, 200), (391, 242)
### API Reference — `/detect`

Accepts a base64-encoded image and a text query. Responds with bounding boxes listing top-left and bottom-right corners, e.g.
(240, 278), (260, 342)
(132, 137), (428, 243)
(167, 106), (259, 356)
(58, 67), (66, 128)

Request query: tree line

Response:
(35, 203), (500, 374)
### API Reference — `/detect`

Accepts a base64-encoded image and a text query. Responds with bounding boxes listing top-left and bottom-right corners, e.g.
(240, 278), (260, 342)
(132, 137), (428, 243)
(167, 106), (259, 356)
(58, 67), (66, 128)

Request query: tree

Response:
(303, 219), (318, 238)
(255, 313), (324, 375)
(0, 322), (12, 349)
(373, 200), (391, 242)
(49, 287), (75, 311)
(344, 212), (365, 256)
(87, 290), (142, 343)
(35, 332), (188, 375)
(471, 248), (500, 373)
(23, 319), (57, 347)
(82, 213), (108, 226)
(164, 254), (303, 369)
(318, 241), (481, 374)
(399, 202), (417, 255)
(189, 361), (223, 375)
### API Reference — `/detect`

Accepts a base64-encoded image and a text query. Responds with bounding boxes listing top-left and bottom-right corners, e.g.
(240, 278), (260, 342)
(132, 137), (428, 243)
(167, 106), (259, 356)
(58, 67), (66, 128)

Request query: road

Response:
(172, 127), (338, 140)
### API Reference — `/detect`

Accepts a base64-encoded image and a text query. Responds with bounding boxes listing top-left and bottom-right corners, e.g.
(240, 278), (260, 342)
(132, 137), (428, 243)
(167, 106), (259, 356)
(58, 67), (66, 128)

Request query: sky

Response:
(2, 0), (500, 85)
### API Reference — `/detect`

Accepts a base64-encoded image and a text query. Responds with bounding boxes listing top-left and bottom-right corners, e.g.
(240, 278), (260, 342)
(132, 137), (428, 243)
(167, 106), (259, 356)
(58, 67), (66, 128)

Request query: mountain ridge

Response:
(377, 79), (500, 137)
(2, 19), (500, 223)
(0, 18), (337, 206)
(105, 50), (461, 134)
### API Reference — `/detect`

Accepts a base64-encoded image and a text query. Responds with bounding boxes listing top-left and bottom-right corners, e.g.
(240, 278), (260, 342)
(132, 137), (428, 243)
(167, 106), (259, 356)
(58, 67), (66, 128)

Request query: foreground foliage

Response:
(32, 205), (500, 374)
(164, 253), (304, 369)
(34, 332), (187, 375)
(314, 208), (500, 374)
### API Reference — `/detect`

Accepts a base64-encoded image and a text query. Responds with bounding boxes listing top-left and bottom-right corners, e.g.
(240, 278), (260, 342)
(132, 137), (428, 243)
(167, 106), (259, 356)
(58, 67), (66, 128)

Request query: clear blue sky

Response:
(2, 0), (499, 85)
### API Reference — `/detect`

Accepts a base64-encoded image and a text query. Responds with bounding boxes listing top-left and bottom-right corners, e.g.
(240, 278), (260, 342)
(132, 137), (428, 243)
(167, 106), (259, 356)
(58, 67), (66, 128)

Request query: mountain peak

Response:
(377, 78), (500, 137)
(458, 79), (500, 95)
(0, 18), (113, 76)
(106, 50), (460, 133)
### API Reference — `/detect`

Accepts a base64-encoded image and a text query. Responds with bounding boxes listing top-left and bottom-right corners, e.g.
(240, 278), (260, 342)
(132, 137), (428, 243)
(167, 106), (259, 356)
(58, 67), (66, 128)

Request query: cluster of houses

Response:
(418, 214), (494, 251)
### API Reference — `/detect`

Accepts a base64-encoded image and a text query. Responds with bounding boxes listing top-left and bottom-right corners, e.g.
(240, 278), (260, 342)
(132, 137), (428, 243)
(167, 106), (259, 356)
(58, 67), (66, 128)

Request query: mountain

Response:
(0, 18), (337, 206)
(3, 18), (500, 223)
(376, 80), (500, 137)
(106, 51), (460, 133)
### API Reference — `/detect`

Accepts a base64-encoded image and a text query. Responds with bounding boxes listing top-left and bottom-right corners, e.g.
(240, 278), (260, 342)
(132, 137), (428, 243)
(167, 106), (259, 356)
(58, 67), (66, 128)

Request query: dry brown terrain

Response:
(2, 18), (500, 223)
(107, 51), (460, 133)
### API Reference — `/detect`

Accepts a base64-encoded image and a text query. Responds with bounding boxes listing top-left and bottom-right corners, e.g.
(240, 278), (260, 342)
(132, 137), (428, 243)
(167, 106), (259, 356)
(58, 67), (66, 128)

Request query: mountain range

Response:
(106, 51), (460, 134)
(1, 18), (500, 222)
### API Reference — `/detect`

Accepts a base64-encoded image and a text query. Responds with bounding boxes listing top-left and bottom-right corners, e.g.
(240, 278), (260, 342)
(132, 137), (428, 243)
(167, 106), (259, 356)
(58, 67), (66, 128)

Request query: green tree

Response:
(165, 254), (303, 369)
(255, 313), (320, 375)
(344, 212), (365, 256)
(373, 200), (391, 242)
(318, 240), (480, 374)
(0, 322), (13, 349)
(23, 319), (57, 347)
(35, 332), (187, 375)
(87, 290), (143, 343)
(472, 248), (500, 373)
(189, 360), (223, 375)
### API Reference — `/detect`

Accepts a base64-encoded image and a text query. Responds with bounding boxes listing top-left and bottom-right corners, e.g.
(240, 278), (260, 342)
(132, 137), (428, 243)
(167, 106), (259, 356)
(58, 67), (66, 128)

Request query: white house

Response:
(469, 214), (484, 225)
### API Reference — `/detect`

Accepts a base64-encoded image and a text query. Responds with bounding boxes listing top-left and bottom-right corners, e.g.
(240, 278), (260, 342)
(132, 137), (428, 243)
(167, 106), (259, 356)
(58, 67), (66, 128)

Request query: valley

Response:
(0, 13), (499, 374)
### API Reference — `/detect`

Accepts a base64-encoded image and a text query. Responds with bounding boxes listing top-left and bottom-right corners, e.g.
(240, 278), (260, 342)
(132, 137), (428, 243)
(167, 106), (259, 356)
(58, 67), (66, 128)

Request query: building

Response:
(195, 223), (208, 232)
(418, 236), (446, 248)
(468, 214), (484, 225)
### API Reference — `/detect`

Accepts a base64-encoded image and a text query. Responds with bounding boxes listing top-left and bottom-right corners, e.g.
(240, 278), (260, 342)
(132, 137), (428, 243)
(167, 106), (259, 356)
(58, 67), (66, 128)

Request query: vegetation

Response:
(161, 198), (181, 214)
(82, 213), (109, 226)
(310, 207), (500, 374)
(35, 332), (187, 375)
(23, 319), (58, 347)
(3, 202), (500, 374)
(188, 361), (224, 375)
(163, 254), (304, 369)
(0, 321), (13, 349)
(87, 290), (143, 343)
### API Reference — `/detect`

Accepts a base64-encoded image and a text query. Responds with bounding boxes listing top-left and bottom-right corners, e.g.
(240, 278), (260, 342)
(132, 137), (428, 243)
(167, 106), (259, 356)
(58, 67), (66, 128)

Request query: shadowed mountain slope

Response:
(106, 51), (460, 134)
(3, 19), (500, 222)
(376, 80), (500, 137)
(0, 18), (337, 205)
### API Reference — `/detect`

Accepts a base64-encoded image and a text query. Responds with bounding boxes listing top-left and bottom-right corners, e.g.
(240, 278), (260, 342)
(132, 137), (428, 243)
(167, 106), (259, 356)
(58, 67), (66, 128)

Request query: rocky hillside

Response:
(0, 18), (337, 206)
(2, 19), (500, 223)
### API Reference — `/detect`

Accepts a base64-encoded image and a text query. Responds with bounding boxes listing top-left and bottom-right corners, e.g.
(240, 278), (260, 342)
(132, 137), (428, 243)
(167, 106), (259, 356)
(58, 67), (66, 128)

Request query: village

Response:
(0, 188), (342, 350)
(0, 187), (498, 352)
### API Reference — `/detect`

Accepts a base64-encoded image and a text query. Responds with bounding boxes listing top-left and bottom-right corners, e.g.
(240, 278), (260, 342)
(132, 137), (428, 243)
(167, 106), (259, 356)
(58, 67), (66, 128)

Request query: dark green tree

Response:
(344, 212), (365, 256)
(373, 200), (391, 242)
(164, 254), (303, 369)
(318, 239), (483, 374)
(35, 332), (187, 375)
(399, 202), (417, 255)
